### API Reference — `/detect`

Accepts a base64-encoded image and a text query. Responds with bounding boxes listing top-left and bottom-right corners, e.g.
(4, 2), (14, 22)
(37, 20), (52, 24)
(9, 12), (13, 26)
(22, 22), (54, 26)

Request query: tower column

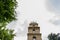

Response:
(27, 22), (42, 40)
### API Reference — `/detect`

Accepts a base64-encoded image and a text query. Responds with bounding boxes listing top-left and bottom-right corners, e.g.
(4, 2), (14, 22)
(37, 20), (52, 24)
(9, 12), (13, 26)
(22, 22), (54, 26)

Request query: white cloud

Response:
(7, 0), (60, 40)
(46, 0), (60, 25)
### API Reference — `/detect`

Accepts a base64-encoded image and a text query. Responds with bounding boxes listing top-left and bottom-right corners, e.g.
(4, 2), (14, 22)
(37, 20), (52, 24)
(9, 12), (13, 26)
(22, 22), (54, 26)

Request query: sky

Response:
(7, 0), (60, 40)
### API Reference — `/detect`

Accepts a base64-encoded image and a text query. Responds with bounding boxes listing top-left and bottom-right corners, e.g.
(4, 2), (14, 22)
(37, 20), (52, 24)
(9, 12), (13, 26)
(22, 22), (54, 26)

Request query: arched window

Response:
(33, 36), (36, 40)
(33, 29), (35, 31)
(33, 29), (35, 33)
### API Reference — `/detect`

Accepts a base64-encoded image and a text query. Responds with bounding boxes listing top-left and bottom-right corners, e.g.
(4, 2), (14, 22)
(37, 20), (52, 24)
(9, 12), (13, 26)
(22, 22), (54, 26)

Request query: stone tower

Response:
(27, 22), (42, 40)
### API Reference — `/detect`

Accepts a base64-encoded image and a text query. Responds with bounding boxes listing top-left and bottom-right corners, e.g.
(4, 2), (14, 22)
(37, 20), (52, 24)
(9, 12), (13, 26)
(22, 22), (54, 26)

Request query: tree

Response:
(0, 0), (17, 40)
(57, 33), (60, 40)
(48, 33), (57, 40)
(48, 33), (60, 40)
(58, 37), (60, 40)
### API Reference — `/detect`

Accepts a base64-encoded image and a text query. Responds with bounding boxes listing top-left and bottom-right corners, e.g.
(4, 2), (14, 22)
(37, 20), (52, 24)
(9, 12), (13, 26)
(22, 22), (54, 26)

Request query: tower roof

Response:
(29, 22), (38, 25)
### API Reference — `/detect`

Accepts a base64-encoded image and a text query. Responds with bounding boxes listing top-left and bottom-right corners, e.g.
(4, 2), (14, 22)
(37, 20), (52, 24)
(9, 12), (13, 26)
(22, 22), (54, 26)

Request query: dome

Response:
(29, 22), (38, 25)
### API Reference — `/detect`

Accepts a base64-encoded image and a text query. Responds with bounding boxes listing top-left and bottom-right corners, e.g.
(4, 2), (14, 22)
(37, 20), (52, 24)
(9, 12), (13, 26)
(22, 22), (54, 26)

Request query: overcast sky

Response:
(7, 0), (60, 40)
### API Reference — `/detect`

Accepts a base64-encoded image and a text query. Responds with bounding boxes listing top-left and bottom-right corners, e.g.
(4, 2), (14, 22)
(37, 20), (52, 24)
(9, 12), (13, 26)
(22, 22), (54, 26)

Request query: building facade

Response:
(27, 22), (42, 40)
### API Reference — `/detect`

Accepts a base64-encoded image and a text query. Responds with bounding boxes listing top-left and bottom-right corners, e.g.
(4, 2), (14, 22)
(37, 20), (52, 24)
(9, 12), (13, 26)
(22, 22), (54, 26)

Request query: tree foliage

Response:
(0, 28), (15, 40)
(48, 33), (57, 40)
(0, 0), (17, 40)
(0, 0), (17, 24)
(48, 33), (60, 40)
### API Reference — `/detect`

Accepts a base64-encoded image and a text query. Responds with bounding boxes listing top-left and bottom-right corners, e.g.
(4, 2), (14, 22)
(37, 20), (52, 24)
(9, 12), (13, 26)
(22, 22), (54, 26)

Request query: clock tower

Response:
(27, 22), (42, 40)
